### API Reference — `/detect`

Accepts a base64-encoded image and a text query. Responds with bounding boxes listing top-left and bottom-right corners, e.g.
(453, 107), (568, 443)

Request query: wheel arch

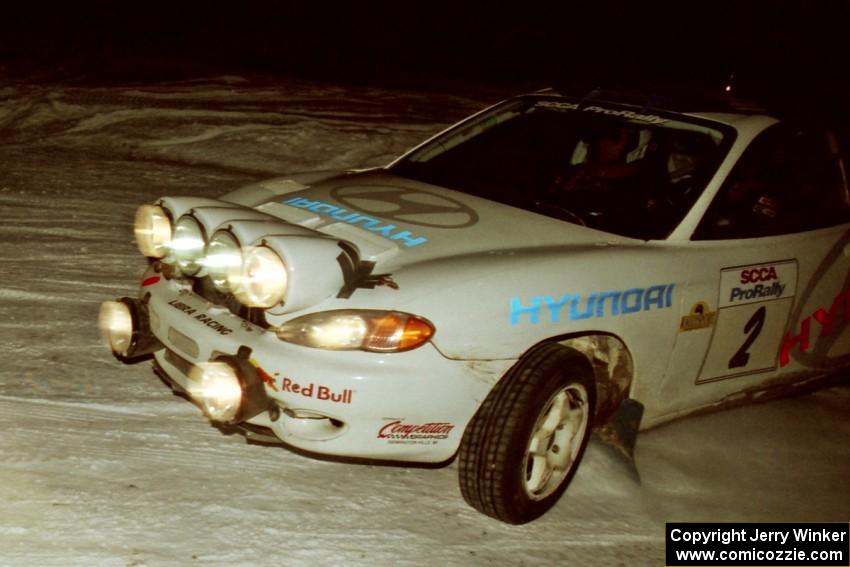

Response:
(539, 331), (636, 424)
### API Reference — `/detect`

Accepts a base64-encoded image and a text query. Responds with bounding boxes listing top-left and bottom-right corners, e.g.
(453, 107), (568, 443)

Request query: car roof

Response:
(542, 85), (769, 117)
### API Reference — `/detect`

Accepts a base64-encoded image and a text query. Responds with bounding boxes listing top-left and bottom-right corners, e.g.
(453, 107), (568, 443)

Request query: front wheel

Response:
(458, 343), (596, 524)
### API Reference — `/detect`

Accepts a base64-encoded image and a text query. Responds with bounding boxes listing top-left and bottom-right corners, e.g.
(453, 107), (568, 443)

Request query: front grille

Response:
(164, 348), (194, 379)
(167, 326), (200, 359)
(192, 276), (269, 328)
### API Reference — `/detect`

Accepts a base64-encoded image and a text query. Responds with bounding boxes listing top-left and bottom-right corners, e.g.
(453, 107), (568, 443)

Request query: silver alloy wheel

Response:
(522, 382), (590, 500)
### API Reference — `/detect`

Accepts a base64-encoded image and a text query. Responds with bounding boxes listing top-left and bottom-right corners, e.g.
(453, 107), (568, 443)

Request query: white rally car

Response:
(100, 88), (850, 524)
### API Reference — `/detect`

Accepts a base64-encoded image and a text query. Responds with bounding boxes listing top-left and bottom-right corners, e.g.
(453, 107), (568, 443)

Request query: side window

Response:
(694, 125), (850, 239)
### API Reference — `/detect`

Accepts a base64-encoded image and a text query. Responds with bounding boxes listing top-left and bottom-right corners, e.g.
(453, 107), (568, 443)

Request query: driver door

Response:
(657, 123), (850, 419)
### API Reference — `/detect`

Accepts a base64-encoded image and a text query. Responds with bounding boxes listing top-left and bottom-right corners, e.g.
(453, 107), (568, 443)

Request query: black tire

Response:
(458, 342), (596, 524)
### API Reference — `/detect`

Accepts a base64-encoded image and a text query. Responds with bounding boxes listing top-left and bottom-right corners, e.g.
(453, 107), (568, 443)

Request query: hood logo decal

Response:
(331, 185), (479, 228)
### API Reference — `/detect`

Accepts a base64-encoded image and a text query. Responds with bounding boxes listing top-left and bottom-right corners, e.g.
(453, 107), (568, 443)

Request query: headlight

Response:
(171, 215), (207, 275)
(231, 246), (288, 308)
(134, 204), (173, 258)
(188, 362), (243, 422)
(205, 231), (242, 292)
(276, 310), (435, 352)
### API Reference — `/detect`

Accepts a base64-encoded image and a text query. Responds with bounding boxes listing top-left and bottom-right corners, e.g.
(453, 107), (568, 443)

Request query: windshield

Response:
(390, 95), (733, 239)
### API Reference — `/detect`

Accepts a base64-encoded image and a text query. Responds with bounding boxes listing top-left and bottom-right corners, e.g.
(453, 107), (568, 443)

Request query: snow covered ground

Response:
(0, 76), (847, 566)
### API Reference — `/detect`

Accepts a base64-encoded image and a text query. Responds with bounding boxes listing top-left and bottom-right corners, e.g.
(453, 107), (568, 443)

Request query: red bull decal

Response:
(281, 377), (353, 404)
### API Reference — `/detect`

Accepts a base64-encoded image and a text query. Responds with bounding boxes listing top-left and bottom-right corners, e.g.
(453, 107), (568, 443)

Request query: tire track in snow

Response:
(0, 85), (475, 147)
(0, 397), (296, 475)
(0, 288), (67, 302)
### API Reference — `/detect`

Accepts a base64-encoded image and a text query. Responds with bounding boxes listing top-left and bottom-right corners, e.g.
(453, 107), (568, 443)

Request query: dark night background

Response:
(0, 1), (848, 103)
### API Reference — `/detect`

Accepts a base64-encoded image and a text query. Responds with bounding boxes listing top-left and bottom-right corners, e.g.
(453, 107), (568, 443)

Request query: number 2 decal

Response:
(728, 306), (766, 369)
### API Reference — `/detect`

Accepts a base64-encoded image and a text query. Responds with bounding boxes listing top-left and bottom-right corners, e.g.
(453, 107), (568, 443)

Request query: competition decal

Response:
(377, 419), (455, 444)
(509, 283), (674, 326)
(282, 196), (428, 248)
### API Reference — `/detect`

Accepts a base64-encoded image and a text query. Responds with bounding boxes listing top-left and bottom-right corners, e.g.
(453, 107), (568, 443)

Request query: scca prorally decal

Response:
(534, 100), (668, 125)
(509, 283), (674, 326)
(282, 196), (428, 248)
(719, 261), (797, 308)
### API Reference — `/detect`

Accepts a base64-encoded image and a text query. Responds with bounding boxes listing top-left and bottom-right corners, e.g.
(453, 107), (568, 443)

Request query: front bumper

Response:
(116, 269), (514, 463)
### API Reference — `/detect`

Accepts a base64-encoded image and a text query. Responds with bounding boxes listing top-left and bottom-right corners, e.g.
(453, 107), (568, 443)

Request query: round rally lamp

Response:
(188, 352), (274, 424)
(171, 215), (207, 275)
(97, 297), (162, 359)
(189, 362), (243, 422)
(98, 300), (134, 356)
(231, 245), (288, 308)
(205, 231), (242, 292)
(134, 204), (172, 258)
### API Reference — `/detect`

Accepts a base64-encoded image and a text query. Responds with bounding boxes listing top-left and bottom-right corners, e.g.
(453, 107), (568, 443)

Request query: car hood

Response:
(242, 170), (621, 270)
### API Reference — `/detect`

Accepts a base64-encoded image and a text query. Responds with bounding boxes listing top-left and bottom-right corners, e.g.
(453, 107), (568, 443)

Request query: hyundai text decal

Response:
(283, 196), (428, 248)
(720, 261), (797, 307)
(785, 230), (850, 369)
(780, 284), (850, 367)
(510, 283), (674, 326)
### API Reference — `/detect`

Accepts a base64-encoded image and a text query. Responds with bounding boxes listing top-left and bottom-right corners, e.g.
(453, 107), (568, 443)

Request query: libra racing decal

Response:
(167, 299), (233, 336)
(282, 196), (428, 248)
(509, 283), (674, 325)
